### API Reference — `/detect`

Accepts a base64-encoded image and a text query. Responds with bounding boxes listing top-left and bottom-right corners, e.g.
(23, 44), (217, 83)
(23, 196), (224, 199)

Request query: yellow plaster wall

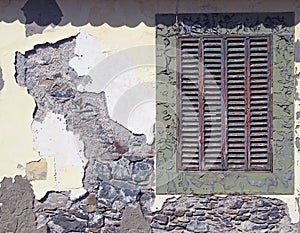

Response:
(0, 0), (300, 220)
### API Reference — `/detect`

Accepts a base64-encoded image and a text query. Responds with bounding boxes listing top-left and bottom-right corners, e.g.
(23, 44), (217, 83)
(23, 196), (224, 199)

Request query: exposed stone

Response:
(252, 223), (268, 230)
(186, 220), (210, 233)
(103, 210), (122, 220)
(174, 208), (186, 217)
(230, 200), (243, 209)
(89, 213), (104, 228)
(153, 214), (169, 225)
(85, 194), (97, 205)
(74, 211), (89, 220)
(94, 161), (112, 181)
(132, 160), (154, 183)
(235, 215), (250, 221)
(111, 157), (132, 181)
(97, 182), (118, 208)
(140, 191), (155, 208)
(87, 228), (101, 233)
(97, 181), (140, 208)
(0, 176), (41, 233)
(52, 212), (87, 232)
(193, 210), (205, 216)
(151, 195), (296, 233)
(26, 158), (47, 180)
(114, 139), (129, 154)
(81, 205), (97, 213)
(120, 204), (151, 233)
(35, 192), (68, 210)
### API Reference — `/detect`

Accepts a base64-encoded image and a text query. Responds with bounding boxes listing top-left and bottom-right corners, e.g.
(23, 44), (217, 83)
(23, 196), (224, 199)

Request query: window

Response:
(156, 13), (294, 194)
(178, 36), (272, 172)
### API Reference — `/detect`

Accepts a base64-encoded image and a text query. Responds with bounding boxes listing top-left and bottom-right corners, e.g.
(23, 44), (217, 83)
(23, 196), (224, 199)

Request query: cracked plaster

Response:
(70, 29), (155, 144)
(32, 112), (87, 190)
(0, 0), (300, 229)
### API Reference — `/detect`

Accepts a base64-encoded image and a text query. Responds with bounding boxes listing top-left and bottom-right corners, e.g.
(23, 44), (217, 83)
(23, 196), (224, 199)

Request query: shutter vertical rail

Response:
(198, 38), (205, 170)
(245, 38), (251, 170)
(222, 37), (228, 170)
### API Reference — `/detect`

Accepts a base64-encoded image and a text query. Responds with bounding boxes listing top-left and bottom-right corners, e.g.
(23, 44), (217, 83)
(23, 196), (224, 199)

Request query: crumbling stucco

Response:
(69, 30), (155, 144)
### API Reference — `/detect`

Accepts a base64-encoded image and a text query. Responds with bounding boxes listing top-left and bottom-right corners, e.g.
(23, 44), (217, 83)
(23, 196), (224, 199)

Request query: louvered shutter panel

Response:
(178, 39), (200, 171)
(202, 38), (224, 170)
(178, 36), (272, 172)
(226, 38), (247, 170)
(249, 37), (272, 170)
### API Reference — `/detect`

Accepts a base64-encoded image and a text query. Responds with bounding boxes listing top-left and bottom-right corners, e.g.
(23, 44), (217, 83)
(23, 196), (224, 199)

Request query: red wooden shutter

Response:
(178, 36), (272, 172)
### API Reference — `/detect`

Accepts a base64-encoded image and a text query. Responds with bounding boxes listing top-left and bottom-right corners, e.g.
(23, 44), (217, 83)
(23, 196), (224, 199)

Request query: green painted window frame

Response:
(156, 12), (295, 194)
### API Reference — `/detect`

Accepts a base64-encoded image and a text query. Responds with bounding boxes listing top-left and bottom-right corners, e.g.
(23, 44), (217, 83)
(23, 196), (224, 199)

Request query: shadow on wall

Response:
(0, 0), (299, 28)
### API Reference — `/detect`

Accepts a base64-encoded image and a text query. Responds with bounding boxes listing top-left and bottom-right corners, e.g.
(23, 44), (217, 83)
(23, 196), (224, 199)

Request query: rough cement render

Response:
(0, 176), (43, 233)
(120, 204), (151, 233)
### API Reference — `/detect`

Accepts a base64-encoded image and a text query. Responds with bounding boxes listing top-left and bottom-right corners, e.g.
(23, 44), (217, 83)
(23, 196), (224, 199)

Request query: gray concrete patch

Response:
(0, 67), (3, 91)
(0, 176), (45, 233)
(120, 204), (151, 233)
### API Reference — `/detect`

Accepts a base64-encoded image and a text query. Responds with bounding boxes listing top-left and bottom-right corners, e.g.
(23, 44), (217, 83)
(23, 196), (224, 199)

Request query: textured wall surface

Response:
(0, 0), (300, 232)
(156, 12), (295, 194)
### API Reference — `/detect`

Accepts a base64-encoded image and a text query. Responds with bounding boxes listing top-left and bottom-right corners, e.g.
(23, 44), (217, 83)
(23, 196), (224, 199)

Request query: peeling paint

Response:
(26, 158), (47, 181)
(70, 30), (155, 144)
(32, 112), (87, 190)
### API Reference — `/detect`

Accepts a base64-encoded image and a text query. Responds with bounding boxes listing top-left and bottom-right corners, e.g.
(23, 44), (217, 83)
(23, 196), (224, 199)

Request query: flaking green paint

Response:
(156, 12), (295, 194)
